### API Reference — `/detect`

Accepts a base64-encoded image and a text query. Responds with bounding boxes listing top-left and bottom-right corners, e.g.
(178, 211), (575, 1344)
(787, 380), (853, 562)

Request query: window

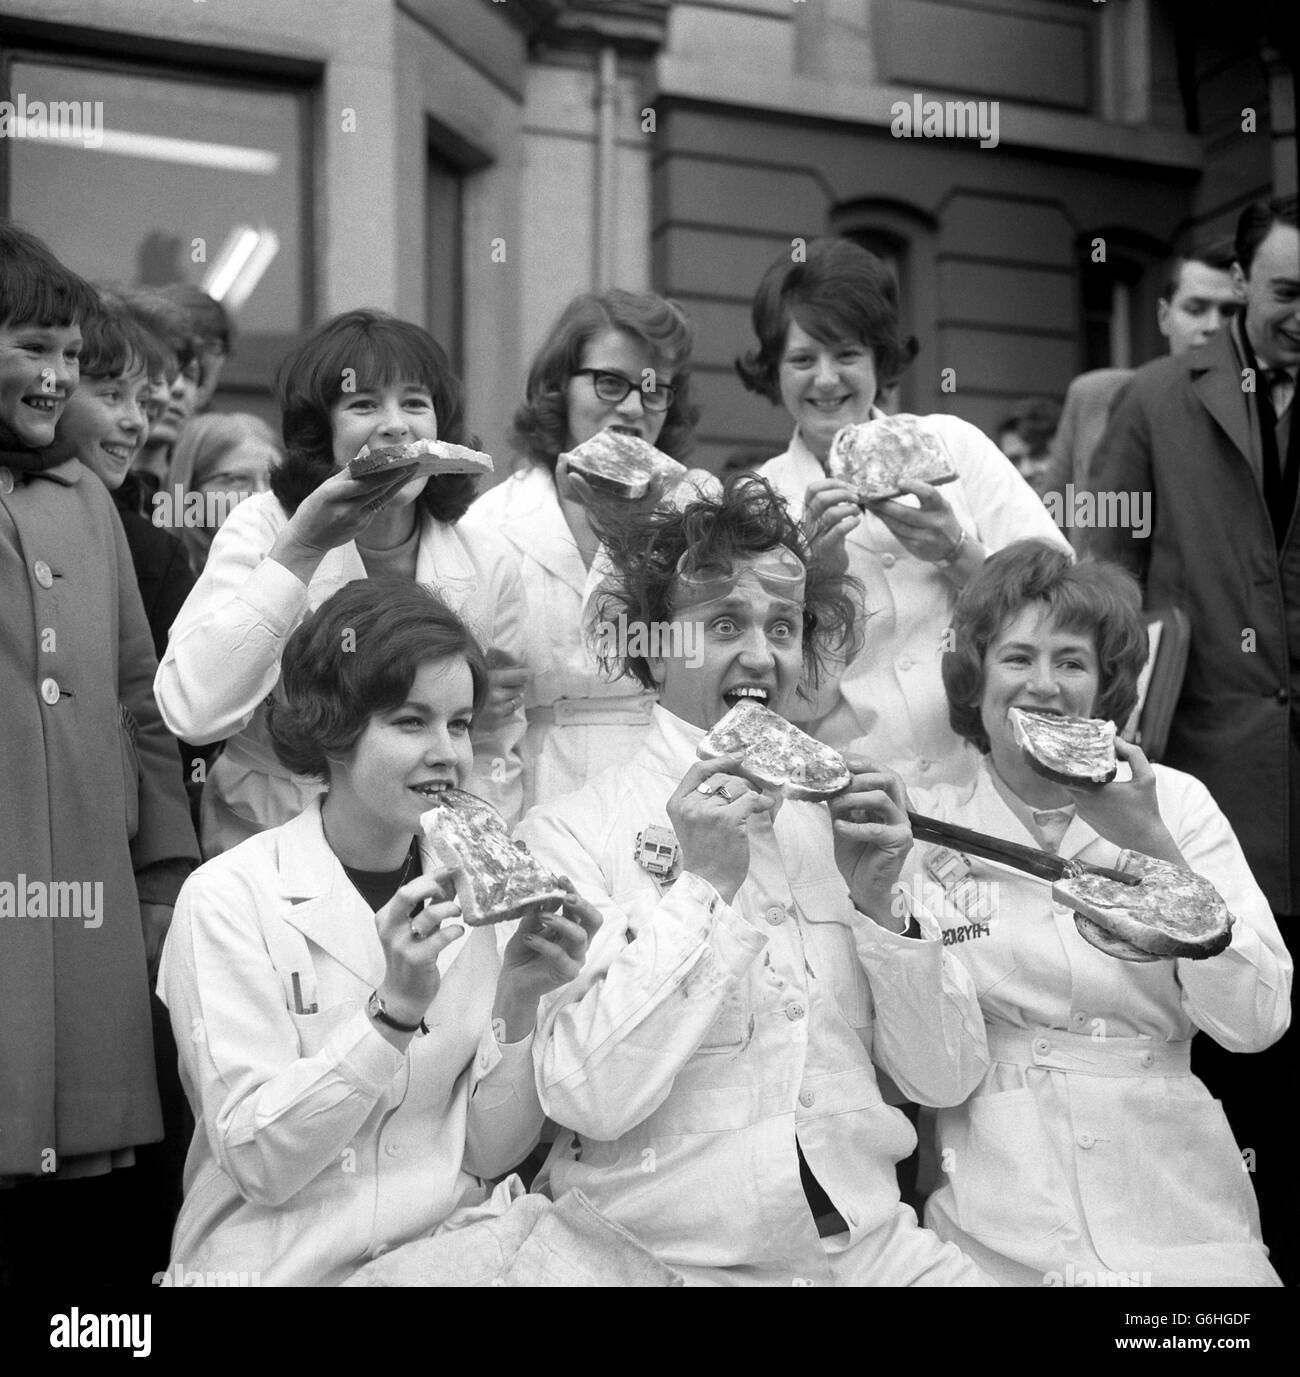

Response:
(1, 50), (312, 414)
(833, 200), (938, 415)
(1077, 230), (1164, 370)
(424, 118), (490, 379)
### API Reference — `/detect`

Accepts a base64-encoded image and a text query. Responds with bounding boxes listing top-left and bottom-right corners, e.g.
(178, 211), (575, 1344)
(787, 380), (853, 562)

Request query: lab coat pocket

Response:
(1131, 1094), (1258, 1245)
(695, 985), (751, 1054)
(288, 1000), (360, 1058)
(944, 1087), (1070, 1243)
(797, 884), (873, 1029)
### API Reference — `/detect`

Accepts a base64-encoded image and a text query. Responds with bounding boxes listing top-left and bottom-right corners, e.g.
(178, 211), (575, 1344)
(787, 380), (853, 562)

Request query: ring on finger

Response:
(409, 920), (424, 940)
(696, 781), (715, 796)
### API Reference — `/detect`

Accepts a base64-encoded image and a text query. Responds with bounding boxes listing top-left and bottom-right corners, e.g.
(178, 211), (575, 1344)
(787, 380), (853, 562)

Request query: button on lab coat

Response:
(762, 418), (1071, 788)
(518, 706), (992, 1286)
(155, 492), (527, 855)
(906, 760), (1291, 1286)
(157, 799), (542, 1286)
(463, 466), (656, 810)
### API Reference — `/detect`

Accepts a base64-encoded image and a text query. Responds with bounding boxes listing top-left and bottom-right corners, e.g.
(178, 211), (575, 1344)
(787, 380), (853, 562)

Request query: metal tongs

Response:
(906, 812), (1142, 887)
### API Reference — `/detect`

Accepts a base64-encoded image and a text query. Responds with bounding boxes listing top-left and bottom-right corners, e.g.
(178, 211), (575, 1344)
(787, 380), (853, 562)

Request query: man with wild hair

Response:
(519, 475), (993, 1285)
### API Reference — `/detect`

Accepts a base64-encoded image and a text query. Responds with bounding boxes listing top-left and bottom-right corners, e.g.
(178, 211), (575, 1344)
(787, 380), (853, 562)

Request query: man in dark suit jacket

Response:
(1044, 242), (1241, 540)
(1085, 196), (1299, 1284)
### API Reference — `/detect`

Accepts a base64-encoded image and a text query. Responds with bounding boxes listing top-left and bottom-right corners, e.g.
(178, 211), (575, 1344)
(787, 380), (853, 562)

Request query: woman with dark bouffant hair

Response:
(158, 578), (597, 1285)
(902, 540), (1288, 1286)
(462, 289), (705, 809)
(156, 309), (529, 856)
(738, 237), (1069, 793)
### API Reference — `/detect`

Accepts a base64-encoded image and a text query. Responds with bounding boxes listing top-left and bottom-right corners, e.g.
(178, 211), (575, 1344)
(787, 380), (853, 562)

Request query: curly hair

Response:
(267, 577), (489, 783)
(510, 289), (700, 472)
(589, 473), (862, 699)
(735, 237), (919, 403)
(270, 309), (478, 523)
(942, 541), (1148, 754)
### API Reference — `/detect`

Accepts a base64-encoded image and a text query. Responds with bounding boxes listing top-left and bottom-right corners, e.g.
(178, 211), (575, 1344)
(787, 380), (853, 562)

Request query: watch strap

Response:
(367, 991), (428, 1035)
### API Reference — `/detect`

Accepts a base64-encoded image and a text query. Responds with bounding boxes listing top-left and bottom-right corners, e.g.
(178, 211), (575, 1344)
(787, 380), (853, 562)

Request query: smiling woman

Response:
(158, 578), (597, 1285)
(740, 237), (1073, 793)
(155, 309), (529, 856)
(462, 288), (704, 811)
(902, 539), (1291, 1286)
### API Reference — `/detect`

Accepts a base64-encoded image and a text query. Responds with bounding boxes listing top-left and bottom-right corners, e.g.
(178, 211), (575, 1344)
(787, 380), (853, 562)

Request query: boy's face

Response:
(57, 365), (150, 491)
(0, 322), (83, 448)
(146, 356), (201, 451)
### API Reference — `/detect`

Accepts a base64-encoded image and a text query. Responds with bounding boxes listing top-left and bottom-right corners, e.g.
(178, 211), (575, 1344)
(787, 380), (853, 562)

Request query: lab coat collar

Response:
(493, 466), (587, 597)
(318, 510), (473, 591)
(273, 800), (390, 987)
(639, 705), (707, 779)
(275, 798), (471, 984)
(978, 758), (1104, 867)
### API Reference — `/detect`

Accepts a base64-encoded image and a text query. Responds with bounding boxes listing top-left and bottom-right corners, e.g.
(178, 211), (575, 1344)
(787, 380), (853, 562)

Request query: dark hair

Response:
(270, 309), (477, 522)
(109, 287), (200, 374)
(267, 578), (489, 783)
(79, 291), (158, 379)
(1159, 237), (1237, 300)
(509, 289), (700, 472)
(158, 282), (234, 355)
(93, 285), (180, 382)
(996, 397), (1061, 459)
(590, 473), (862, 698)
(942, 541), (1148, 754)
(0, 223), (101, 332)
(735, 238), (919, 403)
(1235, 195), (1299, 278)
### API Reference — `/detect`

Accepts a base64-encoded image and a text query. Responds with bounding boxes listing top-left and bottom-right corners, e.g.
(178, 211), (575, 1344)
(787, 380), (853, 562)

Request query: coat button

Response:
(1276, 689), (1289, 706)
(1139, 1050), (1155, 1068)
(1070, 1012), (1087, 1029)
(1077, 1131), (1096, 1149)
(0, 467), (13, 495)
(881, 553), (896, 569)
(40, 677), (60, 705)
(384, 1142), (400, 1157)
(765, 904), (785, 926)
(33, 560), (53, 588)
(786, 1002), (806, 1021)
(799, 1089), (815, 1108)
(1033, 1037), (1051, 1056)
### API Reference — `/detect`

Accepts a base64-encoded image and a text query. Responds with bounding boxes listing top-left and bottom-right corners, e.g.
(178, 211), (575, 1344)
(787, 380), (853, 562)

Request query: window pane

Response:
(6, 57), (307, 404)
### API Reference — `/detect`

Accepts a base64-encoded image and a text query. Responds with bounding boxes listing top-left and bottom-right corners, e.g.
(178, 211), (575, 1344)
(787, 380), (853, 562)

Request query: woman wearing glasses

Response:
(463, 290), (701, 810)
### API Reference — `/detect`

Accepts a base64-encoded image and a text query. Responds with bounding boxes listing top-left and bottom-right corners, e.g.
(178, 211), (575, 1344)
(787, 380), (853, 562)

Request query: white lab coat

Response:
(518, 706), (993, 1286)
(155, 491), (527, 855)
(906, 759), (1291, 1286)
(157, 798), (542, 1286)
(761, 417), (1071, 789)
(463, 467), (657, 810)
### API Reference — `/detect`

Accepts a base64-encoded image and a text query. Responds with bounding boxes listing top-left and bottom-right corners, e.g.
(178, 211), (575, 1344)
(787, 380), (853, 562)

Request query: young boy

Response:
(0, 224), (199, 1282)
(57, 294), (196, 661)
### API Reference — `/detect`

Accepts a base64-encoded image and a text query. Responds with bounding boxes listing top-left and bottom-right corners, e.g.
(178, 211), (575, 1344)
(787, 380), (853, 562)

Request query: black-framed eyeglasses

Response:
(572, 368), (676, 412)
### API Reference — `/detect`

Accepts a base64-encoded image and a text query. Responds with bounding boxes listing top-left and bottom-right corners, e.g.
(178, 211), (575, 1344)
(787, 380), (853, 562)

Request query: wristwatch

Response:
(367, 991), (428, 1035)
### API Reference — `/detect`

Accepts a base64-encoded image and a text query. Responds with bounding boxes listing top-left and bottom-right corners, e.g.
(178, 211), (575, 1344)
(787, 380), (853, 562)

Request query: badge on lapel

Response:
(634, 825), (680, 885)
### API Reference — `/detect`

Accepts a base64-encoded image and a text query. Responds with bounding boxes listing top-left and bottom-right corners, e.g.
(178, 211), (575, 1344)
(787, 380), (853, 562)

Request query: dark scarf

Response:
(0, 416), (77, 476)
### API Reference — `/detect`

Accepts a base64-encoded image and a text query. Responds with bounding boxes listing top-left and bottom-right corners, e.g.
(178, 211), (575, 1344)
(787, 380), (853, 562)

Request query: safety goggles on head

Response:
(672, 544), (807, 609)
(572, 368), (676, 413)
